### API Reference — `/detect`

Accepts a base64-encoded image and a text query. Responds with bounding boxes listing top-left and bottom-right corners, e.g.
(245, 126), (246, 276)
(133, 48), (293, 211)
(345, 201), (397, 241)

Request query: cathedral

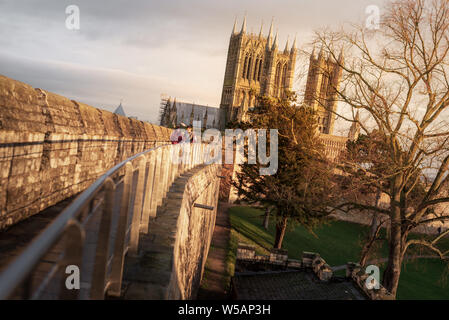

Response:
(160, 17), (358, 161)
(218, 17), (347, 139)
(304, 47), (344, 135)
(218, 17), (358, 162)
(219, 17), (297, 126)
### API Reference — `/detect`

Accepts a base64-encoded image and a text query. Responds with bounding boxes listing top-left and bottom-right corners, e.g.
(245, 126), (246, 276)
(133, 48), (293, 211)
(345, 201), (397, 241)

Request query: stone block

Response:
(287, 259), (302, 269)
(346, 262), (361, 278)
(302, 251), (319, 268)
(317, 264), (333, 281)
(237, 244), (256, 260)
(269, 248), (288, 264)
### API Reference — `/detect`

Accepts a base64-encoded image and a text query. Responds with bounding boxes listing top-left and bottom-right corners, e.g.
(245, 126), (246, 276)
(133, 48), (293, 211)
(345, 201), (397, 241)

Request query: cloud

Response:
(0, 0), (387, 127)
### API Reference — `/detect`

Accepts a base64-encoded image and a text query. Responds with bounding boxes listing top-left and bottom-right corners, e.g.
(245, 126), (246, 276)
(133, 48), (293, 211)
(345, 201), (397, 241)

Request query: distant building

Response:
(113, 102), (126, 117)
(159, 98), (221, 129)
(112, 102), (139, 120)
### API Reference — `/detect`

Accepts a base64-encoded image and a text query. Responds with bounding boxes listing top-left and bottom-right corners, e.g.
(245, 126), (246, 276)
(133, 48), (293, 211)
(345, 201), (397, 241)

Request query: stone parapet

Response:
(302, 251), (333, 281)
(123, 164), (221, 299)
(346, 262), (395, 300)
(0, 75), (171, 230)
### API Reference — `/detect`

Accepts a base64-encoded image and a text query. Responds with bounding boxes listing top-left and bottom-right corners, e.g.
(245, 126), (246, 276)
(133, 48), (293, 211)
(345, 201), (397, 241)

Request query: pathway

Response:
(196, 202), (231, 300)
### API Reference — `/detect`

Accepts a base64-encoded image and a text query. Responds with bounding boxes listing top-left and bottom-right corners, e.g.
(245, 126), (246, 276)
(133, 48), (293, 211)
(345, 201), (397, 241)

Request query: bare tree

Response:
(314, 0), (449, 297)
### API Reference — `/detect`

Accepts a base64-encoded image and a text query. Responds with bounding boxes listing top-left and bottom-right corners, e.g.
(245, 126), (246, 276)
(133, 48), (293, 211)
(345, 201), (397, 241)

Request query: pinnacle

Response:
(241, 14), (247, 34)
(284, 35), (290, 53)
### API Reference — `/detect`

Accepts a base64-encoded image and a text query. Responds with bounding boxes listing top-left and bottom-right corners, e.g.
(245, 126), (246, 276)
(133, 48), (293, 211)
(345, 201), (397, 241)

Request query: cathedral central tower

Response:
(219, 17), (297, 127)
(304, 47), (344, 135)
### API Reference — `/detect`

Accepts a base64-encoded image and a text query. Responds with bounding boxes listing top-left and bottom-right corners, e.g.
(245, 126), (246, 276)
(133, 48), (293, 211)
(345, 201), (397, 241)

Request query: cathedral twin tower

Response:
(219, 17), (296, 124)
(219, 17), (344, 136)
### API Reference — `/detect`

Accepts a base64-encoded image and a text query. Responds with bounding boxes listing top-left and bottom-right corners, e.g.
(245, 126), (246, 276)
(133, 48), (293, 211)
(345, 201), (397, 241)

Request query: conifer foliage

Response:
(231, 94), (335, 249)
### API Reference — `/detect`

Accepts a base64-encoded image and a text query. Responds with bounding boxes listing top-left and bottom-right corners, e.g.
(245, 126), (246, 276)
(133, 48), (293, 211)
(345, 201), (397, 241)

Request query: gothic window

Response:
(282, 64), (288, 89)
(257, 58), (263, 82)
(320, 71), (329, 101)
(274, 62), (281, 86)
(253, 56), (262, 82)
(242, 55), (249, 79)
(246, 55), (253, 80)
(253, 58), (258, 81)
(274, 62), (282, 97)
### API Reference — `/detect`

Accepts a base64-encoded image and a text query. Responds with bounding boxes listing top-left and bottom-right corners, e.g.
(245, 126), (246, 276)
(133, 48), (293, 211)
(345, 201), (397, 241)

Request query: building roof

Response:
(174, 101), (220, 128)
(114, 102), (126, 117)
(232, 270), (366, 300)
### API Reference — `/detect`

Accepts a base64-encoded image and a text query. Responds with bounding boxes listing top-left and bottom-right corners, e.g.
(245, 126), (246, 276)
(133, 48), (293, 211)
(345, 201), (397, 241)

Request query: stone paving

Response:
(232, 270), (366, 300)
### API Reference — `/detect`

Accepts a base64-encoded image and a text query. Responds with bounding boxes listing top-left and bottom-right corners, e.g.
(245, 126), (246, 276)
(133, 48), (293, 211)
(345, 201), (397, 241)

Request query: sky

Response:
(0, 0), (385, 128)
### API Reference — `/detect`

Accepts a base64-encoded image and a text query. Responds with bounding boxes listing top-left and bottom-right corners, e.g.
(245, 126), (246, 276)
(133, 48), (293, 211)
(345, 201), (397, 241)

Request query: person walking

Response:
(170, 123), (187, 144)
(186, 125), (198, 143)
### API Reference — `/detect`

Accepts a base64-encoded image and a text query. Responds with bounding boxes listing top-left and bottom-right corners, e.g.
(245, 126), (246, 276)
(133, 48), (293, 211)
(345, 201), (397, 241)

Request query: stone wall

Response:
(319, 134), (348, 162)
(331, 209), (448, 235)
(0, 75), (171, 230)
(346, 262), (395, 300)
(123, 164), (221, 300)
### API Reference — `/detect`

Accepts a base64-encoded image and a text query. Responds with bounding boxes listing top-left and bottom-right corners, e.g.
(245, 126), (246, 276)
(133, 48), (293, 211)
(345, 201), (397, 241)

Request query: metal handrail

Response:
(0, 142), (206, 299)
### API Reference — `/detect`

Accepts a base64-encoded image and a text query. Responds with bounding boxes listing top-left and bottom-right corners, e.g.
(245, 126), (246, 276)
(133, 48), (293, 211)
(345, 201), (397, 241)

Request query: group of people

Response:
(170, 123), (198, 144)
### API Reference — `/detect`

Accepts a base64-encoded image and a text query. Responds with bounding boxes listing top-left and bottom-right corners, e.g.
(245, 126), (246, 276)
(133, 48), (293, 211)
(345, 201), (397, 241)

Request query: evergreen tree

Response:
(231, 93), (335, 249)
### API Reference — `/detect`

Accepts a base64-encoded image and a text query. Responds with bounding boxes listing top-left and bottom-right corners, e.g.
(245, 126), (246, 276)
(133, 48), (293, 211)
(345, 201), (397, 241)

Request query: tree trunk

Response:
(359, 215), (379, 267)
(263, 208), (270, 230)
(370, 191), (382, 235)
(360, 192), (382, 267)
(382, 190), (403, 298)
(382, 236), (402, 297)
(274, 217), (288, 249)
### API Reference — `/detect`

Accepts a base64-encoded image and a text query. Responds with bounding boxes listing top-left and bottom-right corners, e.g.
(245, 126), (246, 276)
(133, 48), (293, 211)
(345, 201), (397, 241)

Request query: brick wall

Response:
(0, 75), (171, 230)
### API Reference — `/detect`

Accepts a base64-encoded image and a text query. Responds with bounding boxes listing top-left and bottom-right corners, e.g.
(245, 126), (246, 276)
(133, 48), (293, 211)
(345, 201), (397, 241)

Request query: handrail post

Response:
(107, 162), (133, 297)
(156, 146), (169, 207)
(128, 155), (147, 257)
(90, 178), (115, 299)
(140, 150), (156, 233)
(200, 143), (204, 165)
(59, 219), (85, 300)
(192, 144), (197, 168)
(189, 144), (194, 170)
(150, 147), (163, 217)
(182, 143), (189, 173)
(179, 143), (186, 175)
(196, 143), (201, 166)
(171, 144), (179, 184)
(163, 145), (172, 197)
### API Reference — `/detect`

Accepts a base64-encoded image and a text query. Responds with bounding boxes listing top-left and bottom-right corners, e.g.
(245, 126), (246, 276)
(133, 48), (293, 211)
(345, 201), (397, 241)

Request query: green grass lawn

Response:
(230, 205), (449, 300)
